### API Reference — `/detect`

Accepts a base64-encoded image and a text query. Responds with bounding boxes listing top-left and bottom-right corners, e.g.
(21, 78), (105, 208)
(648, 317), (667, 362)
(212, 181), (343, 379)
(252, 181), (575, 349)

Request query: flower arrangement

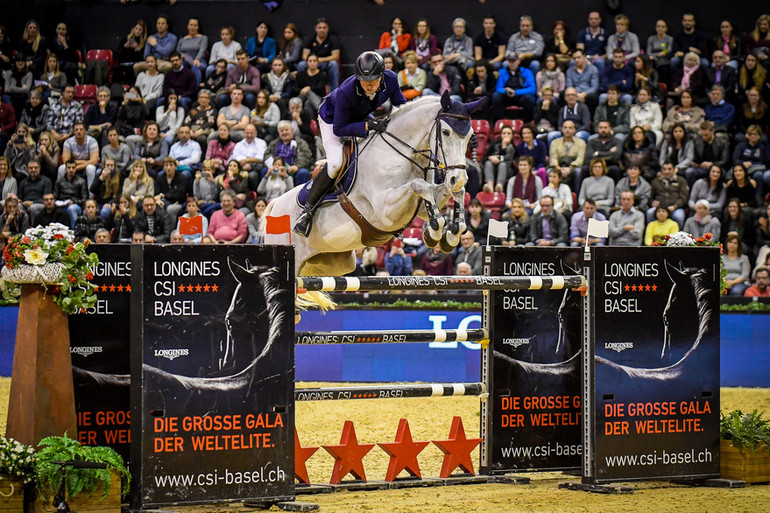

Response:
(0, 436), (38, 484)
(652, 231), (727, 292)
(1, 223), (99, 314)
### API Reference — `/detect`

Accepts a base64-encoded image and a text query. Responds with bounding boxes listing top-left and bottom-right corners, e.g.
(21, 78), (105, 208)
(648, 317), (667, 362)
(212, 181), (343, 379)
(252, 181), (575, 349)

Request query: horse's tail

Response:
(296, 290), (336, 312)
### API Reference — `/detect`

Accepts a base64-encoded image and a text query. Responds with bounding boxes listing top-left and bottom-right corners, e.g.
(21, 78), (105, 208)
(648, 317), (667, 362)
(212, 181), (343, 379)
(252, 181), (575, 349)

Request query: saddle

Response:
(296, 139), (404, 247)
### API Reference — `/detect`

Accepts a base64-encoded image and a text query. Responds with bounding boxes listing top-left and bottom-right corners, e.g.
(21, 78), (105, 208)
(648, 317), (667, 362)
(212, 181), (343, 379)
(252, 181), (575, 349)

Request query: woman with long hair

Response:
(4, 124), (35, 179)
(736, 87), (770, 138)
(409, 18), (439, 68)
(33, 131), (60, 182)
(482, 125), (517, 192)
(543, 20), (573, 70)
(629, 86), (663, 145)
(633, 54), (660, 100)
(74, 198), (105, 243)
(622, 125), (659, 180)
(246, 197), (268, 244)
(503, 197), (530, 246)
(91, 156), (123, 218)
(713, 20), (741, 70)
(115, 20), (147, 83)
(689, 165), (726, 218)
(115, 86), (149, 143)
(721, 197), (755, 256)
(379, 17), (412, 59)
(131, 121), (167, 177)
(250, 90), (280, 143)
(156, 90), (185, 146)
(39, 54), (66, 100)
(0, 157), (17, 209)
(279, 23), (303, 71)
(506, 156), (543, 214)
(733, 125), (768, 195)
(218, 160), (254, 215)
(658, 123), (693, 173)
(245, 21), (277, 75)
(134, 54), (164, 107)
(206, 26), (241, 77)
(662, 90), (705, 135)
(465, 197), (491, 243)
(536, 53), (565, 100)
(738, 53), (767, 104)
(515, 124), (548, 171)
(105, 193), (136, 243)
(18, 20), (46, 75)
(122, 160), (155, 206)
(263, 57), (292, 112)
(534, 167), (573, 218)
(725, 164), (759, 212)
(722, 231), (751, 296)
(745, 14), (770, 66)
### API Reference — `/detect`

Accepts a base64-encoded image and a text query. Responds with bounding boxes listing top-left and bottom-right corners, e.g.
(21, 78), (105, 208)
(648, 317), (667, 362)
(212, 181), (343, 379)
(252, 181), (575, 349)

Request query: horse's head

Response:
(434, 91), (487, 192)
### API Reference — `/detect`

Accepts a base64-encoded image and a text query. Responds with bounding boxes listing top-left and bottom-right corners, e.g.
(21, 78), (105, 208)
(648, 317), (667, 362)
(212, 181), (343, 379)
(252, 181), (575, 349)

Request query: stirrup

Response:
(293, 208), (314, 237)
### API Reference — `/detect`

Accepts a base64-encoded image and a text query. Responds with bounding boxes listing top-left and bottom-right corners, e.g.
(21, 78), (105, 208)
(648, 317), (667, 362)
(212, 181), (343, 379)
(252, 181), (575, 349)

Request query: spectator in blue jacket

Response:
(600, 48), (634, 105)
(385, 239), (413, 276)
(491, 52), (536, 122)
(565, 49), (599, 113)
(704, 85), (735, 133)
(245, 22), (277, 75)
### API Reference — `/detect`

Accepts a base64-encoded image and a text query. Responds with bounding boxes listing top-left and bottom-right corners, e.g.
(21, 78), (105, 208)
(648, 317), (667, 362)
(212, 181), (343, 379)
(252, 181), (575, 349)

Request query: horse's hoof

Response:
(423, 229), (439, 248)
(439, 235), (456, 253)
(445, 231), (460, 247)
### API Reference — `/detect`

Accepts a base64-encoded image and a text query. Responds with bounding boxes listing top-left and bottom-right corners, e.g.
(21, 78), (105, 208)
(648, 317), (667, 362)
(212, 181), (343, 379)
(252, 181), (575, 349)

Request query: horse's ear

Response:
(465, 97), (488, 114)
(664, 260), (685, 281)
(228, 258), (251, 283)
(440, 90), (453, 111)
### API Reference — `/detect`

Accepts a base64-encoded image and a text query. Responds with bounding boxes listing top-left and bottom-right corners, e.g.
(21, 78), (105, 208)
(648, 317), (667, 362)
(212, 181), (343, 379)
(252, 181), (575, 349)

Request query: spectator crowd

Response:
(1, 10), (770, 296)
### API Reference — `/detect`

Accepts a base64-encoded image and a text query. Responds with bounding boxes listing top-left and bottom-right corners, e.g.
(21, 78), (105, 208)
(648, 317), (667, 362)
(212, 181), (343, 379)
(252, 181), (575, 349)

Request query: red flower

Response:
(21, 237), (31, 244)
(66, 245), (74, 255)
(86, 271), (93, 280)
(704, 233), (713, 240)
(53, 234), (64, 240)
(49, 286), (61, 294)
(84, 239), (90, 248)
(68, 274), (77, 283)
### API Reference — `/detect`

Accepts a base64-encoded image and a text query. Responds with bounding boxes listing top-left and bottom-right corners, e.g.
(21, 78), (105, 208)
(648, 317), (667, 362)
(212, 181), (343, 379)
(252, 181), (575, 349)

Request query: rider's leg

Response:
(293, 119), (343, 237)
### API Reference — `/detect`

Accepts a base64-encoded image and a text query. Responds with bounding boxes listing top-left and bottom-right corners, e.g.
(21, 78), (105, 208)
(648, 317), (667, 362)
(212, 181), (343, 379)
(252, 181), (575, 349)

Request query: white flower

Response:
(23, 248), (49, 265)
(666, 232), (696, 247)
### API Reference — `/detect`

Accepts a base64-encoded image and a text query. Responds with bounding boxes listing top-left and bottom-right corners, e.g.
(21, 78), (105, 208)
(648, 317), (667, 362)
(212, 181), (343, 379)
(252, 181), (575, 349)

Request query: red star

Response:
(294, 429), (318, 486)
(186, 284), (194, 292)
(432, 416), (482, 478)
(645, 284), (651, 291)
(211, 284), (219, 292)
(652, 284), (657, 291)
(378, 419), (430, 481)
(624, 284), (630, 291)
(323, 421), (374, 484)
(203, 284), (210, 292)
(109, 284), (116, 292)
(125, 285), (131, 292)
(178, 284), (186, 293)
(631, 284), (637, 292)
(195, 284), (203, 292)
(100, 284), (108, 292)
(117, 284), (124, 292)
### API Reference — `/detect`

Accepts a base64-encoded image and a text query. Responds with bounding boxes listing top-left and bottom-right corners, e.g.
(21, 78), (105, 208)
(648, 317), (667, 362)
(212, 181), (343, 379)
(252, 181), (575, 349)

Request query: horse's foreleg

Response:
(406, 179), (445, 243)
(444, 188), (467, 247)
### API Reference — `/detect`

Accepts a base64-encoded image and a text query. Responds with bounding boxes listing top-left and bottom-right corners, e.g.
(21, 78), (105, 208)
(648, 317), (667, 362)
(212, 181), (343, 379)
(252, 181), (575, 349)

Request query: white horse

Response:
(264, 92), (485, 277)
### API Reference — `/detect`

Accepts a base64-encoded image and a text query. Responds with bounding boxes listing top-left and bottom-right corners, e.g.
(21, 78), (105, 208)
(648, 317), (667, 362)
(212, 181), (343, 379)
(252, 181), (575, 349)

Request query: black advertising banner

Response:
(585, 246), (720, 483)
(130, 245), (295, 508)
(69, 244), (131, 463)
(483, 246), (583, 472)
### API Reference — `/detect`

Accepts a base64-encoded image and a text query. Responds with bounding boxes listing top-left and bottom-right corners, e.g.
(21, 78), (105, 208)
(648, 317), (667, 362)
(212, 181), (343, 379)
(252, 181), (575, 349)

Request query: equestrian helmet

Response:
(355, 51), (385, 82)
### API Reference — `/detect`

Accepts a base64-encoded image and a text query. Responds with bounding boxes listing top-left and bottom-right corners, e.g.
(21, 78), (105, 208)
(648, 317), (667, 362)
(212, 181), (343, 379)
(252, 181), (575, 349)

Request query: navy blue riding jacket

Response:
(319, 69), (407, 138)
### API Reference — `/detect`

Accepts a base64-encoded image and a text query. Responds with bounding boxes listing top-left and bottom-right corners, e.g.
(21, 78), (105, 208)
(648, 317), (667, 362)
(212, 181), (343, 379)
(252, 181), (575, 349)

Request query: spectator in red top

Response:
(379, 17), (411, 59)
(207, 189), (247, 243)
(420, 245), (454, 275)
(745, 266), (770, 297)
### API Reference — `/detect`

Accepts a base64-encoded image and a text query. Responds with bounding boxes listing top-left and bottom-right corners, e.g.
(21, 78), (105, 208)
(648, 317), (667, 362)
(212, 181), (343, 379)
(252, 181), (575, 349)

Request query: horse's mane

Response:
(389, 95), (442, 122)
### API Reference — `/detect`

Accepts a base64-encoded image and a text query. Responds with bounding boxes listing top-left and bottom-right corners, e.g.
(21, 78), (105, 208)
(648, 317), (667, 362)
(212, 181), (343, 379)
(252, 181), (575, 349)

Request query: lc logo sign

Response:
(427, 314), (482, 350)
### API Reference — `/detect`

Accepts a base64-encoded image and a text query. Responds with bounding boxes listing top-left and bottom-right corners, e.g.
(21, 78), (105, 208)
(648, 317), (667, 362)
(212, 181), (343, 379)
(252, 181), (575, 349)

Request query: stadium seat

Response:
(476, 191), (506, 219)
(74, 84), (97, 114)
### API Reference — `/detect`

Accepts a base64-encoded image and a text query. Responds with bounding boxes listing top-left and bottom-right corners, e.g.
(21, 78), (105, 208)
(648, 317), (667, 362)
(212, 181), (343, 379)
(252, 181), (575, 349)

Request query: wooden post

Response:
(6, 285), (77, 445)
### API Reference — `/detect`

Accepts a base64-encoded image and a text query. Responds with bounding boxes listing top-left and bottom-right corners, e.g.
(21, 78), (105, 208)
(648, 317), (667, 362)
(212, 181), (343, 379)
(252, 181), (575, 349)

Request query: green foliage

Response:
(720, 409), (770, 451)
(35, 435), (130, 501)
(720, 302), (770, 312)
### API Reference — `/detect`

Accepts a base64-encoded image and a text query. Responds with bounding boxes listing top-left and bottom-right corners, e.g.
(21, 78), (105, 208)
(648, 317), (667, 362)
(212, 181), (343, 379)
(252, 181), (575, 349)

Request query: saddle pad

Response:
(296, 140), (359, 207)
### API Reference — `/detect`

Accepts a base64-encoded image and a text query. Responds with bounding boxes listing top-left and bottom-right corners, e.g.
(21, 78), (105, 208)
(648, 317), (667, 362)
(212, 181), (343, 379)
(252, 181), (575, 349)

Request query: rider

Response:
(293, 51), (408, 237)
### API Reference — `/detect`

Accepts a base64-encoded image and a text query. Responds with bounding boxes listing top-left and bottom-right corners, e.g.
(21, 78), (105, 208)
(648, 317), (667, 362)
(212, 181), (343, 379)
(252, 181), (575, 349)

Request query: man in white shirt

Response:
(168, 125), (202, 177)
(230, 123), (267, 189)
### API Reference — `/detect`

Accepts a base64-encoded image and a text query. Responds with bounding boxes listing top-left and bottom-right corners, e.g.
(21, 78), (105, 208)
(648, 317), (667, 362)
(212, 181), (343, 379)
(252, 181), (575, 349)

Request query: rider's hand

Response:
(368, 118), (389, 134)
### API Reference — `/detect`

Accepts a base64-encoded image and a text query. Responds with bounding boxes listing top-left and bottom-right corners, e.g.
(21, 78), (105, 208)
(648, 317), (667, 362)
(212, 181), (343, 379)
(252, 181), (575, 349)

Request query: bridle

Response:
(363, 108), (470, 178)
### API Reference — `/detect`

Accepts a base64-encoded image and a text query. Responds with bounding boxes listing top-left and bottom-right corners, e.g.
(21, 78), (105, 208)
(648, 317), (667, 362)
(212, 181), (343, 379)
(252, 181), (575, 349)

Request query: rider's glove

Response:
(368, 118), (389, 134)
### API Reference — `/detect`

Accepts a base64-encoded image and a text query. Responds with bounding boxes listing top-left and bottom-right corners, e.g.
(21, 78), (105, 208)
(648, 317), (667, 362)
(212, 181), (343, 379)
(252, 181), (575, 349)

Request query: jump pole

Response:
(296, 275), (586, 292)
(296, 328), (489, 345)
(295, 382), (487, 401)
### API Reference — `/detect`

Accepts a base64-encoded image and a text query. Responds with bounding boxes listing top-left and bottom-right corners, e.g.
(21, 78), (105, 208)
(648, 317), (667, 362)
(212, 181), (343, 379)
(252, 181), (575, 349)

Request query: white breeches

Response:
(319, 118), (344, 178)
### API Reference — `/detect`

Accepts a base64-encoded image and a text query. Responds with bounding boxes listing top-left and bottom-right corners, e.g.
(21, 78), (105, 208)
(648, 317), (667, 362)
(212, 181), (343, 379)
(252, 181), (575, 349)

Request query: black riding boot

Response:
(293, 166), (335, 237)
